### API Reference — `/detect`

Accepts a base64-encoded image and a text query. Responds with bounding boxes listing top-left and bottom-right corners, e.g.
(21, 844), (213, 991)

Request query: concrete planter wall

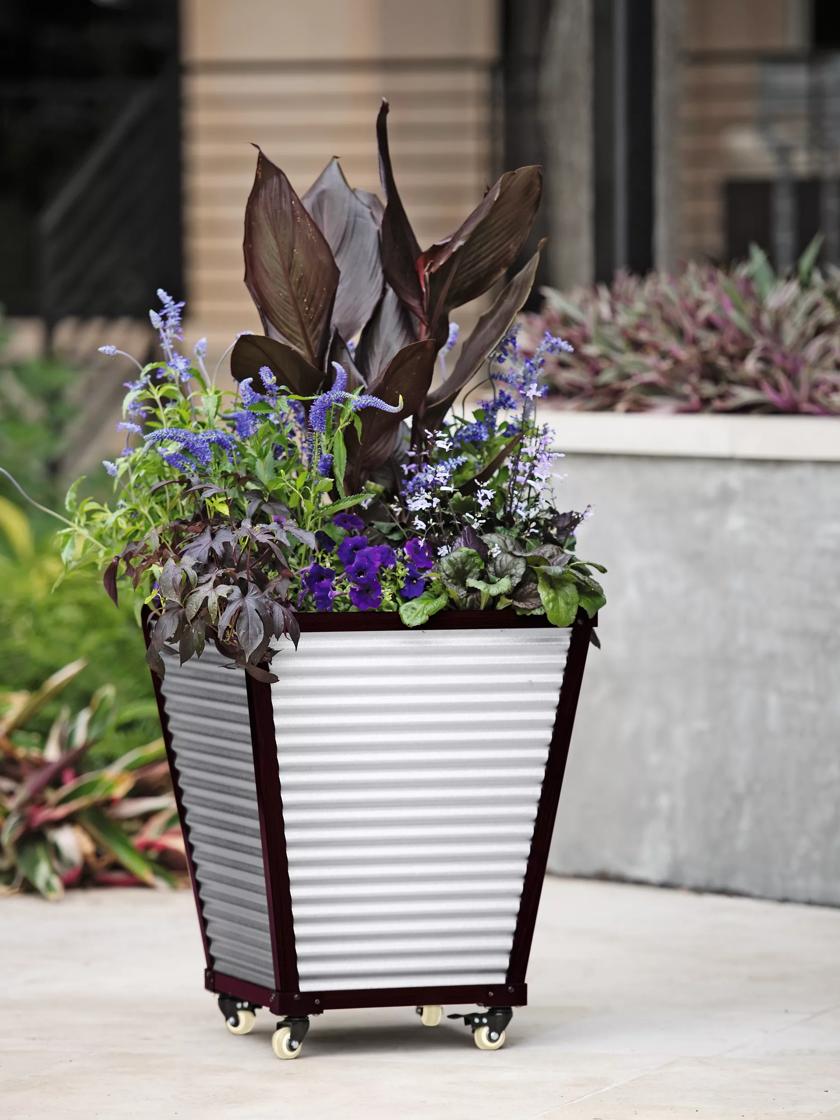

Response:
(546, 412), (840, 906)
(147, 610), (594, 1056)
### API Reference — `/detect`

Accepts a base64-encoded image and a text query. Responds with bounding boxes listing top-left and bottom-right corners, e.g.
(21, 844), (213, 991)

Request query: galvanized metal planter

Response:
(146, 609), (594, 1057)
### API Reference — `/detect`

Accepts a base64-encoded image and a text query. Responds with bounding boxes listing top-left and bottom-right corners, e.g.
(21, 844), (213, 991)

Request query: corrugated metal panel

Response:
(158, 652), (275, 989)
(270, 627), (569, 992)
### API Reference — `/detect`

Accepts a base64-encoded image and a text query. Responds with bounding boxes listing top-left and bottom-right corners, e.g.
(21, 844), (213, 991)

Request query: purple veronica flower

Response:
(310, 362), (401, 433)
(400, 576), (426, 600)
(337, 534), (369, 568)
(333, 512), (365, 533)
(232, 410), (259, 439)
(239, 378), (263, 406)
(405, 538), (434, 572)
(144, 427), (236, 467)
(102, 460), (118, 477)
(317, 452), (334, 476)
(117, 421), (142, 434)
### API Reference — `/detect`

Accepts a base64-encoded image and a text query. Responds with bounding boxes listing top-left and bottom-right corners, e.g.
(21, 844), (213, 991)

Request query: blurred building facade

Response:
(2, 0), (839, 345)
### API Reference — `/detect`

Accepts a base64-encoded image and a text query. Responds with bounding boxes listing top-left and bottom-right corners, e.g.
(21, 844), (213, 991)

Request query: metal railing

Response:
(38, 66), (182, 345)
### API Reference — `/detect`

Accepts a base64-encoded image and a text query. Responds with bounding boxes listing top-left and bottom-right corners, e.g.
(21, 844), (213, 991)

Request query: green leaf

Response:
(797, 234), (823, 285)
(439, 548), (484, 598)
(16, 835), (63, 899)
(332, 431), (347, 495)
(536, 569), (580, 627)
(578, 588), (606, 617)
(77, 806), (160, 887)
(398, 591), (449, 628)
(466, 575), (513, 598)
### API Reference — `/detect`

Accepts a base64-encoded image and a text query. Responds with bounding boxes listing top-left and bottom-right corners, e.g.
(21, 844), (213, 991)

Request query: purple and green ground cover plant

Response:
(528, 240), (840, 413)
(53, 104), (604, 676)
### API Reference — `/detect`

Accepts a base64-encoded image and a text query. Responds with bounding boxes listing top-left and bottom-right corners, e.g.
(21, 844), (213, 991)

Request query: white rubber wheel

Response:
(420, 1005), (443, 1027)
(272, 1026), (303, 1060)
(225, 1009), (256, 1036)
(474, 1026), (506, 1051)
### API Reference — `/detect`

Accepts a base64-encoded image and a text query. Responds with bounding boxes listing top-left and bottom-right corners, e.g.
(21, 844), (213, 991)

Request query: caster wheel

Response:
(474, 1026), (506, 1050)
(272, 1026), (303, 1060)
(418, 1005), (443, 1027)
(225, 1009), (256, 1036)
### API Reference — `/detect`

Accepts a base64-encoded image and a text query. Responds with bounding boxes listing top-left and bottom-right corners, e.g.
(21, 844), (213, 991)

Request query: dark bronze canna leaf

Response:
(243, 148), (338, 366)
(423, 165), (542, 326)
(423, 245), (542, 429)
(344, 339), (437, 489)
(355, 284), (418, 385)
(230, 333), (325, 397)
(303, 157), (384, 342)
(376, 101), (426, 323)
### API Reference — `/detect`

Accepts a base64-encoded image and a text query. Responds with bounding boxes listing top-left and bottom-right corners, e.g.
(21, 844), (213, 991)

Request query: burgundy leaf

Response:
(102, 557), (119, 606)
(355, 285), (418, 384)
(376, 101), (426, 323)
(303, 157), (384, 342)
(424, 245), (542, 429)
(423, 165), (542, 325)
(230, 334), (324, 397)
(243, 148), (339, 366)
(345, 339), (437, 488)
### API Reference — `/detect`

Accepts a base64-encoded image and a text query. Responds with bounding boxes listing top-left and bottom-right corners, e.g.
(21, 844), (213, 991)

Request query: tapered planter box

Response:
(147, 609), (594, 1055)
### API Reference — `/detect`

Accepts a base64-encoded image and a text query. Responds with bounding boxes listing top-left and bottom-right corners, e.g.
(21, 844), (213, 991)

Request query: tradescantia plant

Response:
(1, 660), (186, 898)
(530, 241), (840, 413)
(41, 104), (603, 676)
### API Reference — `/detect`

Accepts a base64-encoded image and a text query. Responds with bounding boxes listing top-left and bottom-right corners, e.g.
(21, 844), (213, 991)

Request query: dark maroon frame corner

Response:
(145, 607), (594, 1017)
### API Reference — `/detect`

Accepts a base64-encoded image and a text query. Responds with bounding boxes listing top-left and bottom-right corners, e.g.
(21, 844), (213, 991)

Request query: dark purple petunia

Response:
(337, 534), (369, 568)
(349, 574), (383, 611)
(333, 511), (365, 534)
(399, 576), (426, 600)
(404, 538), (434, 572)
(303, 563), (336, 611)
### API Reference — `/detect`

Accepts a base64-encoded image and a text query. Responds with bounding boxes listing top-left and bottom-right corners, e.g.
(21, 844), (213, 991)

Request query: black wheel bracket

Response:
(447, 1005), (513, 1041)
(275, 1015), (311, 1051)
(218, 994), (259, 1029)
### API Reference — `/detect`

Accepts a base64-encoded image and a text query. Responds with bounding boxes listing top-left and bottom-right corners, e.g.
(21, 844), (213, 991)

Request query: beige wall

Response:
(180, 0), (499, 351)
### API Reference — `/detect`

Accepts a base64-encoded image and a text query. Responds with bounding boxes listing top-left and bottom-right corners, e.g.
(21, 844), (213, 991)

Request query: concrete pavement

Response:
(1, 877), (838, 1119)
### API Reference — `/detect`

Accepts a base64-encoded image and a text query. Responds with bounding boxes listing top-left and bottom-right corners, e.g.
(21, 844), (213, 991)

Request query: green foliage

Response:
(0, 661), (186, 899)
(0, 510), (155, 764)
(0, 338), (77, 512)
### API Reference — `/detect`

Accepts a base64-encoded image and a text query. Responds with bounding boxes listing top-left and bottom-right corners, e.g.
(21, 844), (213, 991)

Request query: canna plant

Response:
(529, 241), (840, 414)
(231, 100), (545, 489)
(45, 103), (604, 678)
(0, 660), (186, 898)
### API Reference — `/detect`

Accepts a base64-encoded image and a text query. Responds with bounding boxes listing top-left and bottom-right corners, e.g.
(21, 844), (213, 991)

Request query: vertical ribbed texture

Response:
(270, 627), (569, 992)
(158, 651), (274, 988)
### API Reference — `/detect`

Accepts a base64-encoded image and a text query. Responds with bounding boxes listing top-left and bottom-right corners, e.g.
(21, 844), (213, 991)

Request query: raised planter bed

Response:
(147, 610), (594, 1056)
